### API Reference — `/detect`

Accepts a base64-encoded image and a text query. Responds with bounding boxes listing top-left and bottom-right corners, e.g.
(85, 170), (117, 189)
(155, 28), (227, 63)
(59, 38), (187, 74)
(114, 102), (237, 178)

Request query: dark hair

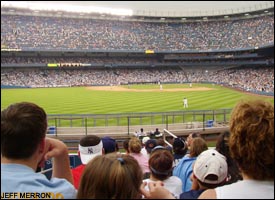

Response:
(216, 131), (243, 185)
(216, 131), (230, 158)
(197, 176), (224, 189)
(173, 137), (187, 156)
(1, 102), (47, 159)
(80, 135), (101, 147)
(123, 139), (130, 154)
(102, 136), (117, 154)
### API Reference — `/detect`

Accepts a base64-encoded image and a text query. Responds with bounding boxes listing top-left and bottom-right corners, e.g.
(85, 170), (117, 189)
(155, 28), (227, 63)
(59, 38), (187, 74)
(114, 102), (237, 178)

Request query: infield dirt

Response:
(86, 86), (214, 92)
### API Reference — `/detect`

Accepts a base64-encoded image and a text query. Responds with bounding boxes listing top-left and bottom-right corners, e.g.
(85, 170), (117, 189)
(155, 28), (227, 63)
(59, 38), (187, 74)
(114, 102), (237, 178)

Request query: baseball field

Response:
(1, 83), (273, 115)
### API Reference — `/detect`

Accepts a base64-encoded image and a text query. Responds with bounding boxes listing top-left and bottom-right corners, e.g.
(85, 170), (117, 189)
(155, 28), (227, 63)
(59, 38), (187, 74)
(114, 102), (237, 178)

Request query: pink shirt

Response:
(129, 153), (149, 173)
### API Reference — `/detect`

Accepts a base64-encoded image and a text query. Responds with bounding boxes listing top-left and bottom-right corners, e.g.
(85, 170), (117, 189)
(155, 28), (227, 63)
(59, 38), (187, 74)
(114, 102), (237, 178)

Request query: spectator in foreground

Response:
(143, 147), (182, 198)
(1, 102), (76, 198)
(77, 153), (143, 199)
(180, 149), (228, 199)
(71, 135), (103, 189)
(199, 99), (274, 199)
(140, 99), (274, 199)
(173, 137), (208, 192)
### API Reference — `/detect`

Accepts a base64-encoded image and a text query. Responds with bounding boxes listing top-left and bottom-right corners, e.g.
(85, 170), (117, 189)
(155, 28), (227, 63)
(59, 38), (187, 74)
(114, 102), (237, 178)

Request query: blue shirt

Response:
(180, 189), (205, 199)
(1, 164), (76, 199)
(173, 156), (197, 192)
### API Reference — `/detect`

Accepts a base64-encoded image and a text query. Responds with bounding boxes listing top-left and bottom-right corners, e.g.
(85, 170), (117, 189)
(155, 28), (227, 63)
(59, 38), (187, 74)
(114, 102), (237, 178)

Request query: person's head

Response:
(77, 153), (143, 199)
(215, 131), (243, 184)
(102, 136), (117, 154)
(173, 137), (188, 156)
(149, 148), (174, 181)
(189, 137), (208, 157)
(193, 149), (228, 189)
(123, 139), (130, 154)
(215, 131), (230, 158)
(128, 137), (142, 153)
(1, 102), (47, 159)
(186, 132), (201, 147)
(142, 136), (150, 146)
(229, 99), (274, 181)
(145, 139), (157, 154)
(78, 135), (103, 165)
(156, 138), (165, 146)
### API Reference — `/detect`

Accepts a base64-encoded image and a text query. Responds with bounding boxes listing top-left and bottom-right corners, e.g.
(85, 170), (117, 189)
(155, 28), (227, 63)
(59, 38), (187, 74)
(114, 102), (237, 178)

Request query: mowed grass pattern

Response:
(1, 84), (274, 115)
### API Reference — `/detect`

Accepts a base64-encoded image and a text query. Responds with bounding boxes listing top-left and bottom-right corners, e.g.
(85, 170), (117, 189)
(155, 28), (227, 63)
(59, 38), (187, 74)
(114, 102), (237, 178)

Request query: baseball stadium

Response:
(1, 2), (274, 197)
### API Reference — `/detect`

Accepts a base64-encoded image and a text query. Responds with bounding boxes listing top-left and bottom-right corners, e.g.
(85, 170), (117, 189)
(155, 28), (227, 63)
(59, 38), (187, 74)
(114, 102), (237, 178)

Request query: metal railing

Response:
(47, 109), (231, 136)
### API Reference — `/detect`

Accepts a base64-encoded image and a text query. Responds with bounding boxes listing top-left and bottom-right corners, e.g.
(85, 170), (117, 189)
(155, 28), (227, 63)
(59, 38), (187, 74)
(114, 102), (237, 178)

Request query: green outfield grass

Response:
(1, 83), (273, 114)
(1, 84), (273, 127)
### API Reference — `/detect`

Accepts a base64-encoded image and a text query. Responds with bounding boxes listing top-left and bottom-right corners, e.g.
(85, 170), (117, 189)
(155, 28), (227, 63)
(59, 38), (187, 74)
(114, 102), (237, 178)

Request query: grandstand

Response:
(1, 1), (274, 149)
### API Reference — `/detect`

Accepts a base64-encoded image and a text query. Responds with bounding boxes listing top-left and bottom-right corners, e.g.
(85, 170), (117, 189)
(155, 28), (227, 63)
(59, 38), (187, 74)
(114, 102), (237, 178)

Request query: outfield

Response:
(1, 83), (273, 115)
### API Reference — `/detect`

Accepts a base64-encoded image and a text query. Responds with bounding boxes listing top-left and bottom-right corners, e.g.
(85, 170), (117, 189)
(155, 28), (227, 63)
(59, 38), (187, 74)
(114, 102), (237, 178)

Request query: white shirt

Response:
(215, 179), (274, 199)
(183, 99), (188, 104)
(143, 176), (182, 199)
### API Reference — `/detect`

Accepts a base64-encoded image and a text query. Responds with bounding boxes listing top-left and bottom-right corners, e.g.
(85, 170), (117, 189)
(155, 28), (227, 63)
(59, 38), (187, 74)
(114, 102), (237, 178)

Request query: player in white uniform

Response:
(183, 97), (188, 108)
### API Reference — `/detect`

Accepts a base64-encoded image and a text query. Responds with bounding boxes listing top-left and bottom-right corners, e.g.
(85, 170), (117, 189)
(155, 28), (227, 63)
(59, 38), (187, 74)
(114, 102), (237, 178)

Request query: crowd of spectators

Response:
(1, 14), (273, 51)
(1, 66), (274, 94)
(1, 56), (158, 64)
(2, 99), (274, 199)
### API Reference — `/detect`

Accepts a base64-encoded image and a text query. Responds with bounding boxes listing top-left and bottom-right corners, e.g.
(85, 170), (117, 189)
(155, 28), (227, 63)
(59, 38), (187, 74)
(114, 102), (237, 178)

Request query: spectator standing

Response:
(1, 102), (76, 198)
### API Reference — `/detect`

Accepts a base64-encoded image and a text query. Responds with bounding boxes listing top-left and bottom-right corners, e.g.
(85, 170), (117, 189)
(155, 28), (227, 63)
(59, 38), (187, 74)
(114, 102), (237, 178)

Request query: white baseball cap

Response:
(78, 135), (103, 165)
(142, 136), (150, 145)
(194, 149), (228, 184)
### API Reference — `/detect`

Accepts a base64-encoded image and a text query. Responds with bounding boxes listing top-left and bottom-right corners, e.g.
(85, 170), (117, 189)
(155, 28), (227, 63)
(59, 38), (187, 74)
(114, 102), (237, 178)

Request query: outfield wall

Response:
(46, 109), (231, 138)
